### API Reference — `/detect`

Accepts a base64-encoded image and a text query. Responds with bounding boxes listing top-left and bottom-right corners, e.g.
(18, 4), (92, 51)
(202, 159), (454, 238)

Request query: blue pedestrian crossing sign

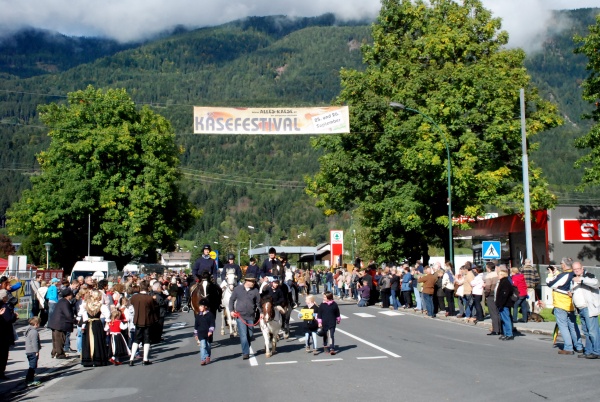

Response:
(482, 241), (501, 259)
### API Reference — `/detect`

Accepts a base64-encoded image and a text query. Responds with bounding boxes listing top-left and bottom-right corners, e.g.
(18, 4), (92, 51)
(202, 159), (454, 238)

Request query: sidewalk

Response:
(1, 321), (80, 399)
(332, 296), (557, 336)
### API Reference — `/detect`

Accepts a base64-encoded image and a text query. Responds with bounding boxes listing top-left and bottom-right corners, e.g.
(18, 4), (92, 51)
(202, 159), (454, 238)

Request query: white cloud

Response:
(0, 0), (596, 45)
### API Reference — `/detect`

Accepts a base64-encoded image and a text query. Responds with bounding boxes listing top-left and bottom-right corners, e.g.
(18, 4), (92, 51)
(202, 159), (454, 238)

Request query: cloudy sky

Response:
(0, 0), (598, 50)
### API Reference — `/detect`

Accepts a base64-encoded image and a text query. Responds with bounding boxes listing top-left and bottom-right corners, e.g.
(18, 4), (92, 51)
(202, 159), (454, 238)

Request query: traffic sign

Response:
(482, 241), (501, 259)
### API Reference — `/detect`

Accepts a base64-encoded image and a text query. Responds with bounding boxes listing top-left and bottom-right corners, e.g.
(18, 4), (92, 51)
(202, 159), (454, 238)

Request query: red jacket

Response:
(512, 273), (527, 297)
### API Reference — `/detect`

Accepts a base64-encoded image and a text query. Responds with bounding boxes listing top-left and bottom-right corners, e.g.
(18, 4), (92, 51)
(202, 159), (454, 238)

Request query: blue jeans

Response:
(305, 331), (318, 349)
(323, 328), (336, 349)
(423, 293), (434, 317)
(64, 331), (71, 351)
(358, 298), (369, 307)
(554, 308), (582, 352)
(413, 288), (422, 310)
(236, 318), (254, 356)
(199, 338), (211, 361)
(461, 295), (473, 317)
(327, 282), (332, 293)
(513, 296), (529, 322)
(499, 307), (513, 337)
(76, 327), (82, 353)
(577, 307), (600, 356)
(390, 290), (400, 310)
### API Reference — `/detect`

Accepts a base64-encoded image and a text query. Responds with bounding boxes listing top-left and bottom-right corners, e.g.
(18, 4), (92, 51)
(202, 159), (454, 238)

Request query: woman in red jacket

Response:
(511, 267), (529, 323)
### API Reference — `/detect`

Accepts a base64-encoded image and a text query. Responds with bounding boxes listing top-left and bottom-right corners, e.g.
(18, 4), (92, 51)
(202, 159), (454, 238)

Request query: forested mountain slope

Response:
(0, 9), (598, 245)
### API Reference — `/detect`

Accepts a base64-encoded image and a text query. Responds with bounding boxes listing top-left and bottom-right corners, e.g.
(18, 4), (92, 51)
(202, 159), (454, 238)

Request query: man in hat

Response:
(193, 244), (217, 282)
(260, 247), (279, 279)
(229, 275), (260, 360)
(47, 287), (74, 359)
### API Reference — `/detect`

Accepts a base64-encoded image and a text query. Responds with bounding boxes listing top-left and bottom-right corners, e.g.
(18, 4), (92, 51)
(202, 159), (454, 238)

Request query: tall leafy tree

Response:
(7, 86), (195, 268)
(575, 13), (600, 187)
(307, 0), (562, 262)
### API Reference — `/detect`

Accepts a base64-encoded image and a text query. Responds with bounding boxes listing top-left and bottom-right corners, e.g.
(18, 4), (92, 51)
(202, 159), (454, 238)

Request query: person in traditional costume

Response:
(81, 290), (110, 367)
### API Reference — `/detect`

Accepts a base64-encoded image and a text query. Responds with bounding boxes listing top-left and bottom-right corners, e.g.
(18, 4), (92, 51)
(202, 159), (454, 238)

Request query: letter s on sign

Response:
(581, 222), (595, 238)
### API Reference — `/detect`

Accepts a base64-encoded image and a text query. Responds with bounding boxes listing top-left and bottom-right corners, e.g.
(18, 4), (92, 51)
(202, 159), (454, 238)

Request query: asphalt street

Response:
(9, 295), (600, 402)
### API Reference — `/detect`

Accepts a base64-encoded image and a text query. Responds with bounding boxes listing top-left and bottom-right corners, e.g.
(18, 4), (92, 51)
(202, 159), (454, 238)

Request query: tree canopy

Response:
(575, 13), (600, 187)
(308, 0), (562, 262)
(6, 86), (195, 268)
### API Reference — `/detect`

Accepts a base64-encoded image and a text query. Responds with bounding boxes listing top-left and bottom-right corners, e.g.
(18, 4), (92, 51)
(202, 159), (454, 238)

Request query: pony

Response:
(220, 271), (239, 337)
(259, 296), (281, 358)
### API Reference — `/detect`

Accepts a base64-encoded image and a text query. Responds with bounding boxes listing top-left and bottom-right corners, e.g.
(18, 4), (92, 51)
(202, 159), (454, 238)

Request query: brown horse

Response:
(191, 276), (222, 317)
(259, 296), (281, 358)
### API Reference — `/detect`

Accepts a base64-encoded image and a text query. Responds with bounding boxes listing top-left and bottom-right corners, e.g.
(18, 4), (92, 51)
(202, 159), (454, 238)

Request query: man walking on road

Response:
(229, 276), (260, 360)
(129, 281), (159, 366)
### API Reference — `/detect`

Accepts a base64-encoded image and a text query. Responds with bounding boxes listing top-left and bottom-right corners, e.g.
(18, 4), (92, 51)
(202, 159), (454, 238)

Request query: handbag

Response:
(316, 327), (325, 337)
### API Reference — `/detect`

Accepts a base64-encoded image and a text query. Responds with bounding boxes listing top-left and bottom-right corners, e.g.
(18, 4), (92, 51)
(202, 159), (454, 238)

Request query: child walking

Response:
(317, 291), (341, 355)
(300, 295), (319, 355)
(105, 309), (130, 365)
(24, 317), (41, 387)
(194, 299), (215, 366)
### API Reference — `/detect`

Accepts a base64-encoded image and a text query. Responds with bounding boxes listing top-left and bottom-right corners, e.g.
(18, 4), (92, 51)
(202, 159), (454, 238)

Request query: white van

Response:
(70, 256), (119, 281)
(123, 263), (142, 275)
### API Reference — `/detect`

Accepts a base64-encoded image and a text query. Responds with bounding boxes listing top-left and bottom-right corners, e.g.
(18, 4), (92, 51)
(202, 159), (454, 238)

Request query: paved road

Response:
(7, 295), (599, 401)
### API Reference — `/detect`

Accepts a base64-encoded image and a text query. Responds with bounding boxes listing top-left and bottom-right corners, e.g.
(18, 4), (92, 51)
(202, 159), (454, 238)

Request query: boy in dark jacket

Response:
(25, 317), (42, 386)
(194, 299), (215, 365)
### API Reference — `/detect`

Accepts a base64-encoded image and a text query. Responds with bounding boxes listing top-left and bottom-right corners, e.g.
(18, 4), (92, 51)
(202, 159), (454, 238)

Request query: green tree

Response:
(307, 0), (562, 262)
(575, 14), (600, 187)
(7, 86), (196, 269)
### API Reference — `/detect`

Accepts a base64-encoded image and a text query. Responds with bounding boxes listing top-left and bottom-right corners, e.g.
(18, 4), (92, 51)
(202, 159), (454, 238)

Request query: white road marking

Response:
(312, 358), (343, 362)
(265, 361), (298, 365)
(357, 356), (388, 360)
(379, 311), (405, 316)
(170, 322), (187, 328)
(340, 314), (349, 319)
(336, 328), (401, 358)
(249, 346), (258, 366)
(353, 312), (376, 318)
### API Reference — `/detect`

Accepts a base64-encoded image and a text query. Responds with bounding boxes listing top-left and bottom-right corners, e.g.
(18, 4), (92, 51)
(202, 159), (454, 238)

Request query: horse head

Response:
(261, 296), (274, 322)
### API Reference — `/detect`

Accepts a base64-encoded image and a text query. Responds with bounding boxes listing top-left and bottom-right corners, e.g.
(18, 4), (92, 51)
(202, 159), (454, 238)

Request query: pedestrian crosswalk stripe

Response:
(340, 314), (348, 319)
(357, 356), (388, 360)
(379, 311), (405, 316)
(353, 313), (376, 318)
(265, 361), (297, 365)
(312, 358), (343, 362)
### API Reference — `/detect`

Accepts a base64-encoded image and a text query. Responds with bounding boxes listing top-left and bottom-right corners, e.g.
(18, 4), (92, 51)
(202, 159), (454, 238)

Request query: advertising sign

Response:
(561, 219), (600, 242)
(193, 106), (350, 135)
(330, 230), (343, 266)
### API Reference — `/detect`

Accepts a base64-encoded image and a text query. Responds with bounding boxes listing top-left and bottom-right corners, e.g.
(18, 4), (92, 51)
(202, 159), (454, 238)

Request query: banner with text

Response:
(193, 106), (350, 135)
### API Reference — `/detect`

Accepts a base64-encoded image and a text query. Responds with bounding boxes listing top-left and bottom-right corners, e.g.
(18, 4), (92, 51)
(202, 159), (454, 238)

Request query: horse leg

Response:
(261, 322), (271, 358)
(221, 308), (226, 335)
(283, 308), (291, 339)
(229, 309), (237, 337)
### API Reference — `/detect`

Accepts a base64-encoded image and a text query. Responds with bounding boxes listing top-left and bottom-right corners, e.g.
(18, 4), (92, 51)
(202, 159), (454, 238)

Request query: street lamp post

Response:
(248, 226), (256, 256)
(390, 102), (454, 267)
(43, 242), (52, 270)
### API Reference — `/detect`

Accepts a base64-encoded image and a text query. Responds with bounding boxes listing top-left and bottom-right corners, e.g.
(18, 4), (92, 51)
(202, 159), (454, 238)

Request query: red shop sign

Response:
(561, 219), (600, 242)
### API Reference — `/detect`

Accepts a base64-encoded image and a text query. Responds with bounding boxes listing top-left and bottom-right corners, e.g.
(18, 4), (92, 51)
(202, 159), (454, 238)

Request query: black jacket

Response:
(48, 298), (74, 332)
(496, 277), (515, 309)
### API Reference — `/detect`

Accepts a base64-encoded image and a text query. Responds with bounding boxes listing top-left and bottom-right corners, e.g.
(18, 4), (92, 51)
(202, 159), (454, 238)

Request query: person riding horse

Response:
(221, 254), (243, 284)
(191, 272), (222, 317)
(192, 244), (217, 283)
(260, 276), (292, 337)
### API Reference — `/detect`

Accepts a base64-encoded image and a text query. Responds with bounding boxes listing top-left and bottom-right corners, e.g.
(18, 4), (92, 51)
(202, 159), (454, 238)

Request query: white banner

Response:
(193, 106), (350, 135)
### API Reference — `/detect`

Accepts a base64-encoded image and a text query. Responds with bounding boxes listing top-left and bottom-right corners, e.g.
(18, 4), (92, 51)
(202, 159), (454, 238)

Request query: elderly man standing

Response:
(522, 259), (540, 313)
(230, 275), (260, 360)
(47, 288), (74, 359)
(418, 266), (437, 318)
(571, 261), (600, 359)
(547, 257), (583, 355)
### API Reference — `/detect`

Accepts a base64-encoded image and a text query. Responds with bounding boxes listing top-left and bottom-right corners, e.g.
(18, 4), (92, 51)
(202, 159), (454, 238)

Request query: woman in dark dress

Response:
(81, 290), (110, 367)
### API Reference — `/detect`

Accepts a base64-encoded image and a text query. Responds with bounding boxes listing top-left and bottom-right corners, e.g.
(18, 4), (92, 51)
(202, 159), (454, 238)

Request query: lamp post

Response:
(248, 225), (256, 256)
(43, 242), (52, 270)
(390, 102), (454, 267)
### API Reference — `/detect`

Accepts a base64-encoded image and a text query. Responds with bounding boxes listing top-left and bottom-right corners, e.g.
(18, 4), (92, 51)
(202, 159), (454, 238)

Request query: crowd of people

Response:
(2, 250), (598, 386)
(0, 270), (190, 386)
